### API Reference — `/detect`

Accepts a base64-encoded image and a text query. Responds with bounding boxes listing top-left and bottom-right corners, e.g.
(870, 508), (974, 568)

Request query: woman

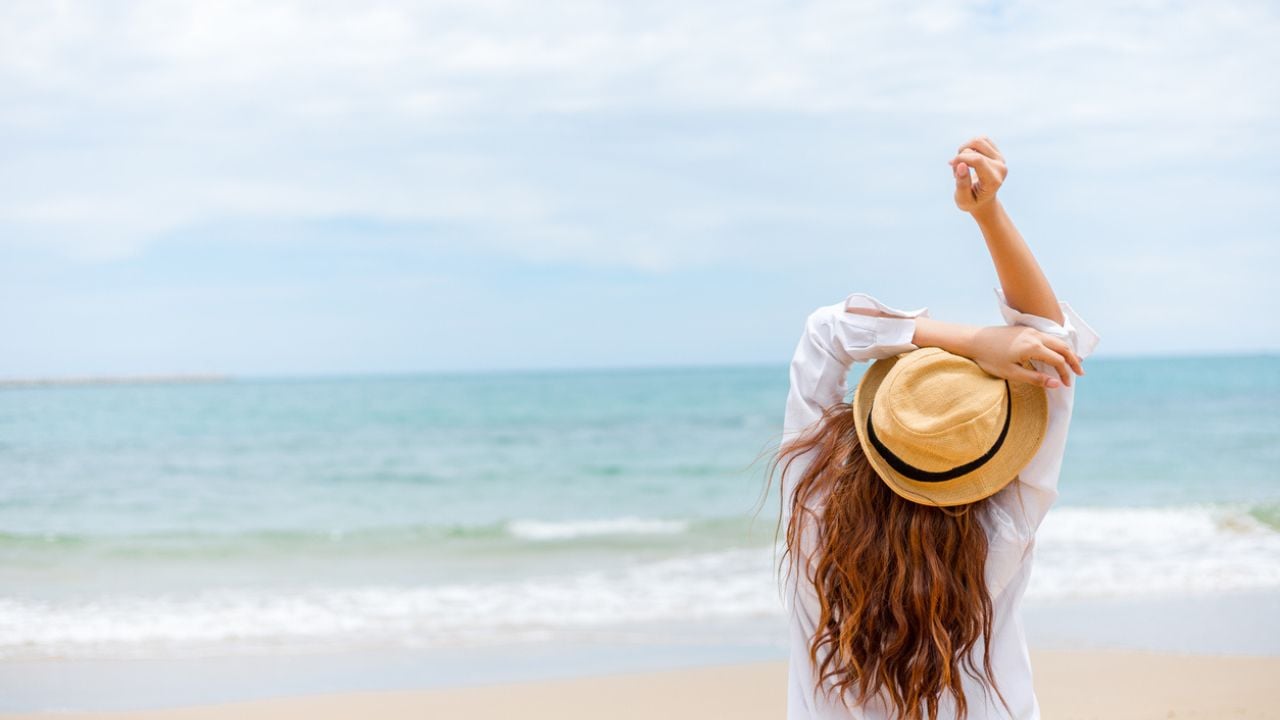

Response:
(771, 136), (1101, 719)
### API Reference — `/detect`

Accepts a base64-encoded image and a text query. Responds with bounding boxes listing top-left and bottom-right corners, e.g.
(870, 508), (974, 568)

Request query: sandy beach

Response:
(4, 650), (1276, 720)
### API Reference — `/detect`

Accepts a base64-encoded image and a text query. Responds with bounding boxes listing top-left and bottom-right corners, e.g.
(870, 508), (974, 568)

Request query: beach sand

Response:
(3, 650), (1277, 719)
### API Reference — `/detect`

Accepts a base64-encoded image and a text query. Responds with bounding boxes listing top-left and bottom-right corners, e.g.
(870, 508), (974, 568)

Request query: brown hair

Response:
(766, 401), (1008, 720)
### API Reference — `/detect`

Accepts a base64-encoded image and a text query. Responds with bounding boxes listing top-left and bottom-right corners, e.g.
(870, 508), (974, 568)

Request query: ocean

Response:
(1, 356), (1278, 694)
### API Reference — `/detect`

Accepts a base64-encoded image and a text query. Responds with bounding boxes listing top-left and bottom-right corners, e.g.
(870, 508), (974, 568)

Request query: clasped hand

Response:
(969, 325), (1084, 389)
(950, 135), (1006, 214)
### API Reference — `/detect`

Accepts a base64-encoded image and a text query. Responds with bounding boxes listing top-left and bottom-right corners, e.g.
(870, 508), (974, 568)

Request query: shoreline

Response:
(4, 590), (1278, 715)
(2, 650), (1277, 719)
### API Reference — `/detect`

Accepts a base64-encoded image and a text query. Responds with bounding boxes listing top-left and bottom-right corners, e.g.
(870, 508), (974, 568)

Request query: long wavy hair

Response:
(765, 401), (1008, 720)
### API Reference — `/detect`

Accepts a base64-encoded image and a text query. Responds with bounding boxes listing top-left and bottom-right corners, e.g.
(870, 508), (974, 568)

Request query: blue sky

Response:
(1, 1), (1276, 377)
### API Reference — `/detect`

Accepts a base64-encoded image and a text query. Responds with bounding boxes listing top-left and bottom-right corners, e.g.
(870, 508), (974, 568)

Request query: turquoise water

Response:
(1062, 354), (1280, 508)
(1, 355), (1277, 660)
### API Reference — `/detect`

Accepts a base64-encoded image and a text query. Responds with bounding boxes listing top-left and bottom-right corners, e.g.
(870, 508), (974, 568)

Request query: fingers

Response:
(951, 148), (1003, 190)
(1009, 364), (1060, 389)
(958, 135), (1002, 161)
(1029, 346), (1073, 387)
(1041, 335), (1084, 376)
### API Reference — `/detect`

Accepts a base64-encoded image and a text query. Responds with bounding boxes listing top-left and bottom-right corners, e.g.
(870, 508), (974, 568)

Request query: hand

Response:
(949, 135), (1007, 214)
(966, 325), (1084, 389)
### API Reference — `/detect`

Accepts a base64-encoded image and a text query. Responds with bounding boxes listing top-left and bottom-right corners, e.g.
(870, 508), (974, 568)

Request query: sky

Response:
(1, 0), (1277, 378)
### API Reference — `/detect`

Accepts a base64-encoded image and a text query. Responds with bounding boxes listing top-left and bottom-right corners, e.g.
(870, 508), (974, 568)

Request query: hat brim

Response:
(852, 348), (1049, 508)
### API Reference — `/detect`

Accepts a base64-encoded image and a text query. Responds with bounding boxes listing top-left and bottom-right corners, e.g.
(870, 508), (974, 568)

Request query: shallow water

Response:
(1, 356), (1277, 661)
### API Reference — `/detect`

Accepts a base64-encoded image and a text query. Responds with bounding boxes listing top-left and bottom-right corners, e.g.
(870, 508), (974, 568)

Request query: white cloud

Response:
(0, 0), (1275, 275)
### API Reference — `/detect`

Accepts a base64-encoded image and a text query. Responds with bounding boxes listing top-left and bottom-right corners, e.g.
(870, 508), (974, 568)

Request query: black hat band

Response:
(865, 380), (1013, 483)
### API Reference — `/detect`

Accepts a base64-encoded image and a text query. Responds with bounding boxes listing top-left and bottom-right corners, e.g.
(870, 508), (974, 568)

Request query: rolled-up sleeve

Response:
(783, 293), (929, 442)
(994, 287), (1101, 363)
(992, 287), (1101, 533)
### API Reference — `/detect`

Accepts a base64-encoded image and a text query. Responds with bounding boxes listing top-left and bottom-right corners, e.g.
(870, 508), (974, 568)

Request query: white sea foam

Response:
(1030, 506), (1280, 599)
(2, 506), (1277, 659)
(505, 517), (689, 540)
(0, 547), (780, 659)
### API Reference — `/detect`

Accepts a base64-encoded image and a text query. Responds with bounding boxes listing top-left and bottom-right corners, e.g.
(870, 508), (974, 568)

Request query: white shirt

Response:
(781, 287), (1101, 720)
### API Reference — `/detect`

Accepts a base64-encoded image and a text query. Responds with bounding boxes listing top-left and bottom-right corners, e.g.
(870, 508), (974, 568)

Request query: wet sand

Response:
(4, 650), (1277, 719)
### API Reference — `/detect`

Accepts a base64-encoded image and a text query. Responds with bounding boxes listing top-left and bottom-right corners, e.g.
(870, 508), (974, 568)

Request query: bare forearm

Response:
(911, 316), (980, 359)
(847, 308), (981, 360)
(970, 199), (1064, 325)
(913, 315), (1081, 388)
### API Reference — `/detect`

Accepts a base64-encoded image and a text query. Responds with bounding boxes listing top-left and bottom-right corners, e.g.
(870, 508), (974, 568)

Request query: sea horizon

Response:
(4, 347), (1278, 388)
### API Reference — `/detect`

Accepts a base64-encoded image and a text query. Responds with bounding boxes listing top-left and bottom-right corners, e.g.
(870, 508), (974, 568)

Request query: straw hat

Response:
(852, 346), (1049, 507)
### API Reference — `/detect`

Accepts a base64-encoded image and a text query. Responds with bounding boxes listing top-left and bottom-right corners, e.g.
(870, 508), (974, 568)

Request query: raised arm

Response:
(950, 135), (1064, 325)
(785, 289), (1083, 448)
(783, 294), (926, 440)
(784, 136), (1092, 442)
(911, 315), (1081, 390)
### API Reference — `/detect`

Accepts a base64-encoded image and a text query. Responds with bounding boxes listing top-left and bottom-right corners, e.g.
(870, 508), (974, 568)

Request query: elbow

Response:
(802, 305), (833, 338)
(788, 309), (831, 375)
